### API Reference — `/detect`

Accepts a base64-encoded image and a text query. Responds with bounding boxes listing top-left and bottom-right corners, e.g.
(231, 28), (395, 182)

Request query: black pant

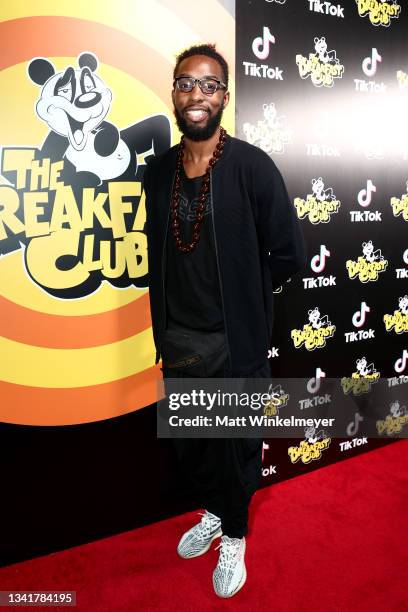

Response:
(162, 359), (270, 538)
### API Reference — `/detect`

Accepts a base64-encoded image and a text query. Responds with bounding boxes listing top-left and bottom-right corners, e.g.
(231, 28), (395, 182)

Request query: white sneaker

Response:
(213, 535), (246, 598)
(177, 511), (222, 559)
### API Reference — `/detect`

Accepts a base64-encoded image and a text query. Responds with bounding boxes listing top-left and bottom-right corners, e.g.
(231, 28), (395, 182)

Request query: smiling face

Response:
(362, 241), (373, 257)
(35, 65), (112, 151)
(172, 54), (229, 142)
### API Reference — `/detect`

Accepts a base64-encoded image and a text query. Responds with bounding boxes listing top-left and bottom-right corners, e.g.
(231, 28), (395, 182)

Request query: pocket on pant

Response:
(161, 328), (227, 378)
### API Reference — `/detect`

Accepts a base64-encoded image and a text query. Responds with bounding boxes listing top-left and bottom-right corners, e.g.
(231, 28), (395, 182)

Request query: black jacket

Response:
(143, 135), (307, 375)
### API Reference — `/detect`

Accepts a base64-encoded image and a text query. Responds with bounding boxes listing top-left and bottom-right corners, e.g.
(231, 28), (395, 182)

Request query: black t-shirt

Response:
(165, 167), (224, 332)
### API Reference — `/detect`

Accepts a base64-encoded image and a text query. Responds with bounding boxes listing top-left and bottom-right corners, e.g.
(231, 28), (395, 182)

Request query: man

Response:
(143, 44), (306, 598)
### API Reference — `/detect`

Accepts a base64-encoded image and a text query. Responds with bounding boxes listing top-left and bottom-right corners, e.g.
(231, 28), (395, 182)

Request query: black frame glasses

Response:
(173, 76), (227, 95)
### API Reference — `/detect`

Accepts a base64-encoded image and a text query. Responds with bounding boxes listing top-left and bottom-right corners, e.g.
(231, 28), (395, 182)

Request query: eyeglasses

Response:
(173, 76), (227, 95)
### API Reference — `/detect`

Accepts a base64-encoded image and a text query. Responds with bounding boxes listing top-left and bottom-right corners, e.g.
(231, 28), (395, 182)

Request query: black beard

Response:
(173, 105), (224, 142)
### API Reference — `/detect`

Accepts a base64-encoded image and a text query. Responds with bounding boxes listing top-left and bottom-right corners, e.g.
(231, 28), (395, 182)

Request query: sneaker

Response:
(177, 511), (222, 559)
(213, 535), (246, 598)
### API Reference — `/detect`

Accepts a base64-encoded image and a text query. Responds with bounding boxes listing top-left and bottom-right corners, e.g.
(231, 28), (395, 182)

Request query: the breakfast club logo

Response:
(0, 52), (171, 298)
(294, 178), (340, 224)
(341, 357), (380, 395)
(383, 296), (408, 334)
(390, 182), (408, 222)
(355, 0), (401, 27)
(288, 428), (331, 464)
(377, 400), (408, 436)
(396, 70), (408, 89)
(346, 241), (388, 283)
(242, 102), (291, 154)
(291, 307), (336, 351)
(263, 384), (289, 416)
(296, 36), (344, 87)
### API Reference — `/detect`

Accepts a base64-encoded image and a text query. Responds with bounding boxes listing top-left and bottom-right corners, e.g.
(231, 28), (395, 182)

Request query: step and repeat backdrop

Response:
(0, 0), (406, 565)
(0, 0), (235, 566)
(236, 0), (407, 482)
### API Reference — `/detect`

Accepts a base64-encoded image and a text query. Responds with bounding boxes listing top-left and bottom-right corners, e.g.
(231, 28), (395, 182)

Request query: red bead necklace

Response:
(170, 126), (227, 253)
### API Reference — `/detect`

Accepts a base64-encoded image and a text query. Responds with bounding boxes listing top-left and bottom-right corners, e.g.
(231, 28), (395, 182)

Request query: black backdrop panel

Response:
(236, 0), (407, 486)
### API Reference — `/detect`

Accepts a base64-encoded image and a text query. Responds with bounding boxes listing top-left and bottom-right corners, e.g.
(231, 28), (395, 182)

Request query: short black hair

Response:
(173, 43), (229, 89)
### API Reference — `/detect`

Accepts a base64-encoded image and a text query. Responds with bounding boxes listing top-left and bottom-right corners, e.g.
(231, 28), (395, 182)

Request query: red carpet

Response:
(0, 441), (407, 611)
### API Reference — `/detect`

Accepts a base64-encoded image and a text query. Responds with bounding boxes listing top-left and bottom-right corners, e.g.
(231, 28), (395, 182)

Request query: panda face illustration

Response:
(263, 102), (277, 124)
(314, 37), (327, 57)
(29, 52), (112, 152)
(305, 425), (316, 438)
(356, 357), (368, 375)
(362, 240), (374, 258)
(390, 401), (401, 417)
(311, 177), (324, 197)
(398, 295), (408, 315)
(304, 426), (320, 443)
(308, 307), (321, 328)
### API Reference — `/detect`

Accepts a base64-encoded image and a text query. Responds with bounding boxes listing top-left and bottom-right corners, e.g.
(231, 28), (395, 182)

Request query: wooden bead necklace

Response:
(170, 126), (227, 253)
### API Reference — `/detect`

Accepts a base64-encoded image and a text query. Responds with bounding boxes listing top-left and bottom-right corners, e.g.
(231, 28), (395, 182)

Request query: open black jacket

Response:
(143, 135), (307, 376)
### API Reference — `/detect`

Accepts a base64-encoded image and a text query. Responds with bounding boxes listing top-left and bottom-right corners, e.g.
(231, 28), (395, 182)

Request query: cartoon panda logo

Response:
(262, 103), (280, 128)
(399, 295), (408, 315)
(390, 401), (408, 418)
(28, 52), (171, 184)
(264, 383), (288, 414)
(311, 177), (335, 202)
(355, 357), (376, 377)
(313, 37), (338, 64)
(308, 307), (330, 330)
(242, 101), (291, 155)
(362, 240), (382, 263)
(0, 51), (173, 298)
(304, 426), (327, 444)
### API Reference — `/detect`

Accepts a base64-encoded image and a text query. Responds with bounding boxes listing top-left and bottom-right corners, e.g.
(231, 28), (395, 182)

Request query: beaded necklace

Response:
(170, 126), (227, 253)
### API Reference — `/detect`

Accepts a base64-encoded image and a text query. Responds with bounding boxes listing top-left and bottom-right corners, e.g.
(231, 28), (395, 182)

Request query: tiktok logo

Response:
(352, 302), (371, 328)
(346, 301), (375, 343)
(362, 48), (382, 77)
(396, 250), (408, 279)
(347, 412), (364, 437)
(355, 48), (386, 94)
(351, 180), (380, 222)
(311, 244), (331, 273)
(307, 367), (326, 394)
(252, 26), (275, 60)
(395, 349), (408, 374)
(304, 245), (336, 289)
(358, 180), (376, 207)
